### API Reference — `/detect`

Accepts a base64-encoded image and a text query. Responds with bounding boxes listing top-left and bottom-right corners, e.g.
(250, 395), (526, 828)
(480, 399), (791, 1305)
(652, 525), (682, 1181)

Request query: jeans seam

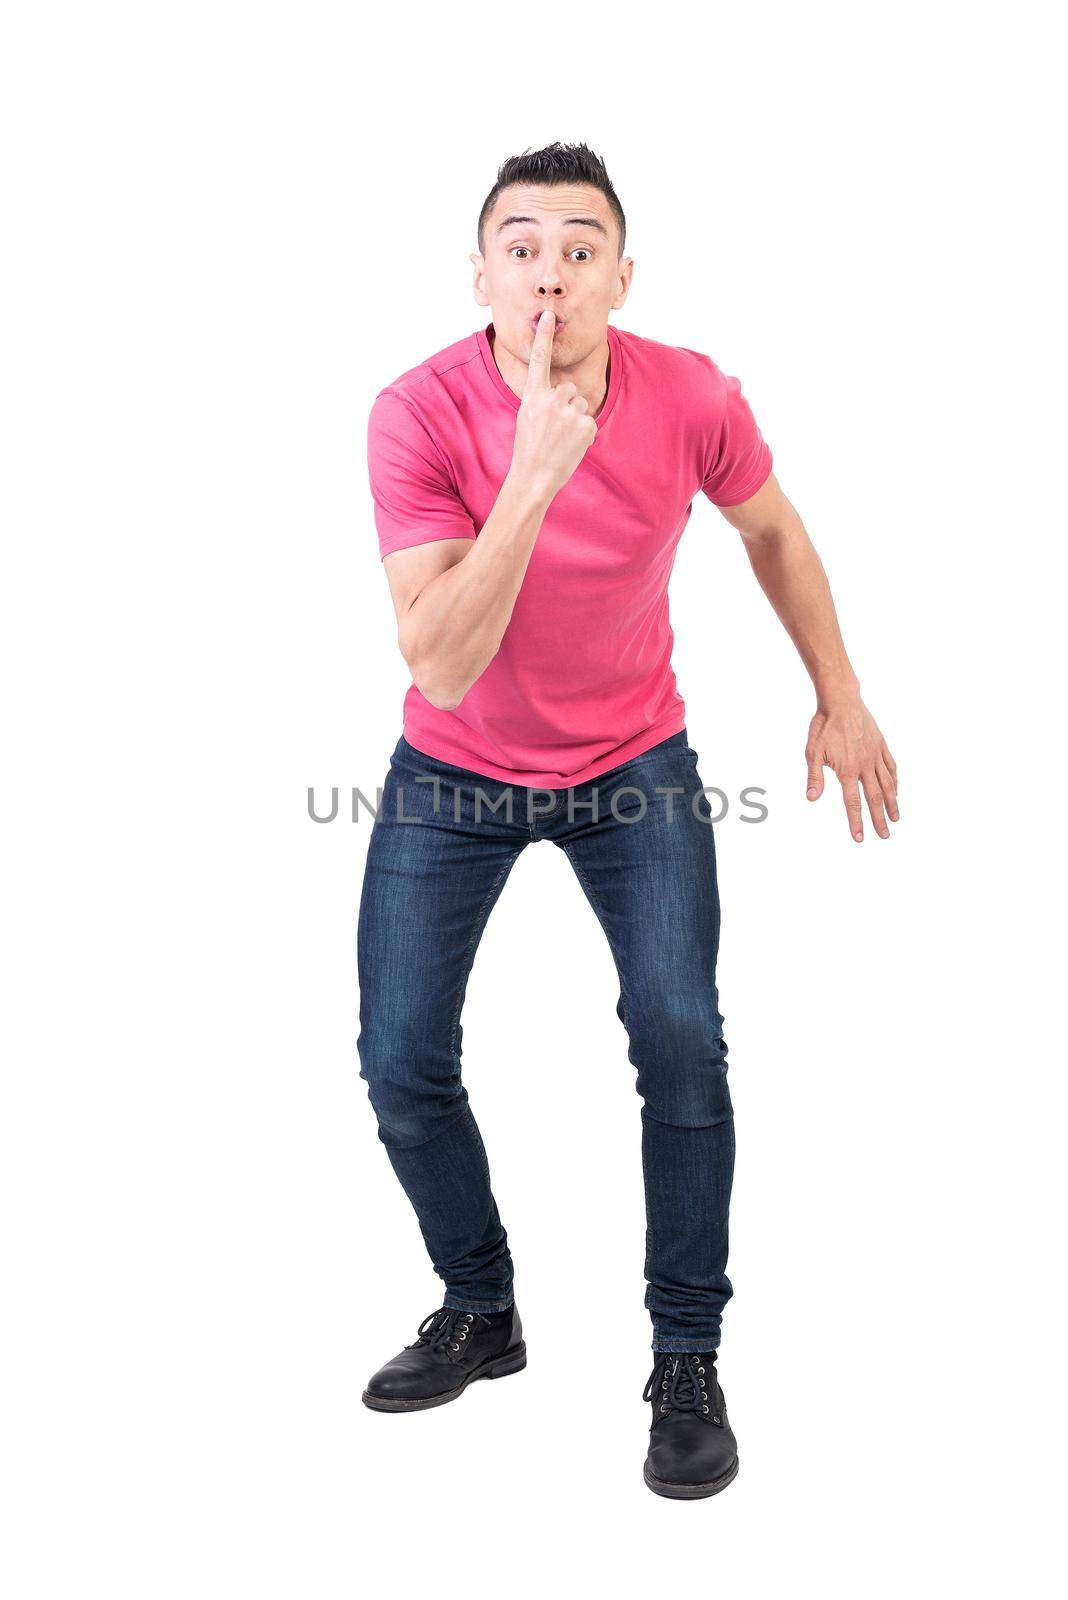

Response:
(558, 839), (659, 1280)
(556, 841), (635, 1034)
(447, 850), (522, 1060)
(564, 835), (722, 1307)
(463, 1088), (491, 1188)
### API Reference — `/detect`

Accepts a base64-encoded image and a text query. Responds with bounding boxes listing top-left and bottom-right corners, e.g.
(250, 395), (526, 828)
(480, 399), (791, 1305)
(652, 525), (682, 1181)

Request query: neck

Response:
(489, 324), (611, 418)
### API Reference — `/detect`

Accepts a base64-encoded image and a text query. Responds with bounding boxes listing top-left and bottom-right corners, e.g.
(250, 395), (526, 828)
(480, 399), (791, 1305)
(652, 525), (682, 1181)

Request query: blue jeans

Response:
(356, 727), (734, 1352)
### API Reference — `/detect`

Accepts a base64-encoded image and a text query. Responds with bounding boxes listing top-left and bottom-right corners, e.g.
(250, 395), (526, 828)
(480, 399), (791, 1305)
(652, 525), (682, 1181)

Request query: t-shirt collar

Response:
(475, 320), (623, 431)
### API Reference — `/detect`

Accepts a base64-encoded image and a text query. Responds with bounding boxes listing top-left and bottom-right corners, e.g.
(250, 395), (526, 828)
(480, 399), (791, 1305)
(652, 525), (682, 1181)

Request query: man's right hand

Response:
(509, 308), (598, 500)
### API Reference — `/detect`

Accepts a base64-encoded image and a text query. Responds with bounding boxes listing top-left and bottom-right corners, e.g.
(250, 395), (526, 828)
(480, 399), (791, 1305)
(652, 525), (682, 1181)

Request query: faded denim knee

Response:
(357, 1028), (469, 1151)
(626, 1005), (733, 1129)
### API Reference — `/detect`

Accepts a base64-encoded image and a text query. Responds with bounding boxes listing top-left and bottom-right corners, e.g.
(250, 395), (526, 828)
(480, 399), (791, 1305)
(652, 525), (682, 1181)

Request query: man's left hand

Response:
(805, 696), (899, 841)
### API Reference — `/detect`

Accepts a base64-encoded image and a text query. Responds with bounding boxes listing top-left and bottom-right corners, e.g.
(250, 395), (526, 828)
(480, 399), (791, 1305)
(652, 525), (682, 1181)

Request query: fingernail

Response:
(853, 831), (863, 841)
(807, 787), (818, 798)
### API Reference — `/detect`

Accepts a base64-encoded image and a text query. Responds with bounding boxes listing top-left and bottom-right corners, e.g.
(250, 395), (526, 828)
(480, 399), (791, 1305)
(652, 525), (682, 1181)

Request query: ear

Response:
(469, 252), (490, 308)
(612, 256), (635, 312)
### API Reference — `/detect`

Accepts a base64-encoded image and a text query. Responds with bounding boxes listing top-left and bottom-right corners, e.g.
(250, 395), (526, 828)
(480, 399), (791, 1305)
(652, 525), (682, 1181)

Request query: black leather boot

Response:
(361, 1304), (526, 1412)
(642, 1350), (739, 1498)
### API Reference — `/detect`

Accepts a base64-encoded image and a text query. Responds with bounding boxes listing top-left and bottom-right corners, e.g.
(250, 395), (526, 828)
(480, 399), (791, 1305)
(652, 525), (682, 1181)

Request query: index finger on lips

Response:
(525, 309), (555, 391)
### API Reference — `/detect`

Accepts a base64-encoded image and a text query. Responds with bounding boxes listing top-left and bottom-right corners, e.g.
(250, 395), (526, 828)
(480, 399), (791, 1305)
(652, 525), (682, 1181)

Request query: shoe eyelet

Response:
(660, 1405), (669, 1414)
(451, 1343), (460, 1351)
(702, 1405), (709, 1413)
(466, 1313), (474, 1321)
(459, 1330), (467, 1339)
(698, 1365), (705, 1374)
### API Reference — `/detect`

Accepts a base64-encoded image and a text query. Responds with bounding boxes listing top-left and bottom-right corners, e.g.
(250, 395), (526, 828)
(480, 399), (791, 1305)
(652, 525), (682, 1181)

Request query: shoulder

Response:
(617, 327), (754, 443)
(615, 326), (728, 385)
(614, 326), (737, 420)
(368, 332), (483, 467)
(373, 329), (482, 412)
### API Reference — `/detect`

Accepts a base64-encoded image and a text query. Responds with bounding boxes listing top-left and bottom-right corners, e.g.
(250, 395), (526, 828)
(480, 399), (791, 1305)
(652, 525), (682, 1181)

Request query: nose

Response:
(535, 274), (565, 298)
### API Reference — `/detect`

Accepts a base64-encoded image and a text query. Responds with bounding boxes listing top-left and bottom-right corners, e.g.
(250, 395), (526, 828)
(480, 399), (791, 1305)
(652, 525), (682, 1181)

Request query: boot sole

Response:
(643, 1454), (740, 1500)
(361, 1342), (527, 1412)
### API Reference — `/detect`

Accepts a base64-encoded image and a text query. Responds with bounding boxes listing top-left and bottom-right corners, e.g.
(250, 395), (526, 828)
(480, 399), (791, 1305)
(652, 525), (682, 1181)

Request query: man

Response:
(357, 142), (898, 1498)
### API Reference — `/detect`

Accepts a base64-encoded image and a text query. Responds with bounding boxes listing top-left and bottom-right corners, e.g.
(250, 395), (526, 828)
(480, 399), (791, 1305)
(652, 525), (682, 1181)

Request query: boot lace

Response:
(643, 1352), (720, 1424)
(411, 1307), (475, 1355)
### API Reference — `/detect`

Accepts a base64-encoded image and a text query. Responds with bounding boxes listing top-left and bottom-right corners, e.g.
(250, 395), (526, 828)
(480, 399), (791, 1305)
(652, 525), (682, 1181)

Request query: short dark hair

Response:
(477, 142), (626, 258)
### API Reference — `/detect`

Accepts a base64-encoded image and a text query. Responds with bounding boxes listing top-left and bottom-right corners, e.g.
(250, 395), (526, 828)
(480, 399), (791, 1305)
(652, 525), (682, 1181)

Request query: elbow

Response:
(413, 658), (480, 711)
(399, 624), (497, 713)
(401, 641), (466, 711)
(418, 683), (464, 712)
(739, 519), (792, 553)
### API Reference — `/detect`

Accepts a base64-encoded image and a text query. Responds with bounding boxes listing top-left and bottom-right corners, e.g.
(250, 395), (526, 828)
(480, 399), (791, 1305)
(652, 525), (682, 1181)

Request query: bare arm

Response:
(382, 309), (597, 710)
(383, 475), (553, 710)
(717, 471), (900, 842)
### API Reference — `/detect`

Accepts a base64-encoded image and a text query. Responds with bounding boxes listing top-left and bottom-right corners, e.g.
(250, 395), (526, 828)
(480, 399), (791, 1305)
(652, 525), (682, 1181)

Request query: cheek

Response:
(486, 268), (523, 304)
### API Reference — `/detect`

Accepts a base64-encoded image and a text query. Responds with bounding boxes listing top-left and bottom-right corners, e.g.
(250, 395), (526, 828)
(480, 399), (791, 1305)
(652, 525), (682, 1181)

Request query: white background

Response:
(2, 2), (1064, 1594)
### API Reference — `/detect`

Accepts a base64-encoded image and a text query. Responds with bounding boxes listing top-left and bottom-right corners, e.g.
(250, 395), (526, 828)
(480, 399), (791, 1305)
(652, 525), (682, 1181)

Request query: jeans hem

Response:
(652, 1335), (721, 1353)
(443, 1293), (514, 1315)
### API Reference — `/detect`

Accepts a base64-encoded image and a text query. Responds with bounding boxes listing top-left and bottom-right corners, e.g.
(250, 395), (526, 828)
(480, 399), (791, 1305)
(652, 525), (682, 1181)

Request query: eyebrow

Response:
(495, 214), (609, 238)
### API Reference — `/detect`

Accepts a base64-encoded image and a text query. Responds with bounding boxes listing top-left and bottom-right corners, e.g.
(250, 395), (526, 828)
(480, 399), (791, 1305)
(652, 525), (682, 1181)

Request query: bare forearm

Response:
(399, 470), (554, 709)
(743, 513), (859, 706)
(721, 473), (898, 839)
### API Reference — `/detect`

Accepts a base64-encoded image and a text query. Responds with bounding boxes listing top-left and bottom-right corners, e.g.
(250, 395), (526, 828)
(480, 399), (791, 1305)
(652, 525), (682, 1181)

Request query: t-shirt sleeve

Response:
(366, 388), (477, 559)
(700, 366), (774, 507)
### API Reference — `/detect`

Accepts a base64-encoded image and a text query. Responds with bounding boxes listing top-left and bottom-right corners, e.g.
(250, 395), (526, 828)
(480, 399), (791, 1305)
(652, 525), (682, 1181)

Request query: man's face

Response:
(470, 182), (632, 369)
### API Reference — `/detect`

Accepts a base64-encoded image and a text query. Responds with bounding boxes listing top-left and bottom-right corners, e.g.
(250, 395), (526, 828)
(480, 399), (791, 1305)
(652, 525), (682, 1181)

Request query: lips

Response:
(530, 313), (565, 334)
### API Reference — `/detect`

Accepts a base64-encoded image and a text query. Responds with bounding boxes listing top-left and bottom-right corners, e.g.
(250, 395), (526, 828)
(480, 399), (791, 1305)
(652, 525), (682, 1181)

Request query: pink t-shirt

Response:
(367, 321), (773, 788)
